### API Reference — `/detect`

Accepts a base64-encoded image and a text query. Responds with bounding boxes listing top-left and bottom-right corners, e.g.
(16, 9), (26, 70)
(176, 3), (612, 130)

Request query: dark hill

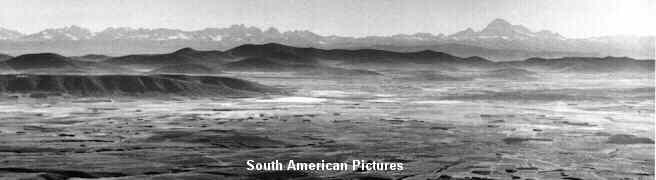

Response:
(226, 43), (492, 65)
(226, 44), (319, 65)
(4, 53), (134, 74)
(149, 64), (222, 74)
(0, 74), (279, 97)
(105, 47), (231, 68)
(5, 53), (77, 70)
(226, 43), (319, 58)
(72, 54), (113, 62)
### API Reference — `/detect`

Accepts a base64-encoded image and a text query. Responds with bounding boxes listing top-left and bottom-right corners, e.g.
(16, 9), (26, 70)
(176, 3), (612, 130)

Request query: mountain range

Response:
(1, 43), (652, 76)
(0, 19), (653, 61)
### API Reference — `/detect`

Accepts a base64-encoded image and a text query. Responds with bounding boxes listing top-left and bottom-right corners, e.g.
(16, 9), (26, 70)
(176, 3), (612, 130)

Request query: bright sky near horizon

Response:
(0, 0), (653, 38)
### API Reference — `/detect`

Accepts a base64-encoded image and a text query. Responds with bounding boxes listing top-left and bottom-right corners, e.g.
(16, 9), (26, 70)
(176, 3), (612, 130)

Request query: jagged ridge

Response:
(0, 19), (651, 60)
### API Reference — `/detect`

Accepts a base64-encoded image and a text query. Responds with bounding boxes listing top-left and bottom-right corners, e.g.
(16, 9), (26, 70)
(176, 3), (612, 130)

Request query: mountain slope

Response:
(72, 54), (113, 62)
(5, 53), (132, 74)
(105, 47), (231, 68)
(0, 74), (279, 96)
(226, 43), (492, 65)
(5, 53), (78, 70)
(226, 43), (653, 74)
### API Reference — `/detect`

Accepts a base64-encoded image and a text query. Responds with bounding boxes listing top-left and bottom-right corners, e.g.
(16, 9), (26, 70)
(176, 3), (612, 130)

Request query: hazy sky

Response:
(0, 0), (653, 38)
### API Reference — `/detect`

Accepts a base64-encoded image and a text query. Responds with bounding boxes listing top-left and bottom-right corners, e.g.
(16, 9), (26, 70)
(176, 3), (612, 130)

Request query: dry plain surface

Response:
(0, 71), (653, 180)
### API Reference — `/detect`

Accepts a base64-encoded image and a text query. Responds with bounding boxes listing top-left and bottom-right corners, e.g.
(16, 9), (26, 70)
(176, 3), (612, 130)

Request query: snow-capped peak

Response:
(448, 18), (567, 41)
(21, 25), (93, 41)
(0, 27), (24, 40)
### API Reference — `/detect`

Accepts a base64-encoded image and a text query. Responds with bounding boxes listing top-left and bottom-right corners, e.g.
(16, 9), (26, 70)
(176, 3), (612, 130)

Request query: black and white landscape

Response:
(0, 1), (654, 180)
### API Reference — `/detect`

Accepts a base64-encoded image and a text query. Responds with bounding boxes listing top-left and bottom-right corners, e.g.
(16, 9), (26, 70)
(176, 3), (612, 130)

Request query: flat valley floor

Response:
(0, 71), (653, 180)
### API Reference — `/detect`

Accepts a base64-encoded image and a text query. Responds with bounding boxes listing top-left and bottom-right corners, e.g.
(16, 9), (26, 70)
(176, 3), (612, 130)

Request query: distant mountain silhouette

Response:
(222, 44), (391, 75)
(226, 43), (491, 65)
(20, 26), (94, 41)
(227, 43), (317, 61)
(363, 43), (597, 61)
(99, 43), (493, 73)
(72, 54), (113, 62)
(451, 19), (564, 40)
(105, 47), (231, 68)
(5, 53), (78, 70)
(228, 43), (653, 74)
(0, 19), (652, 60)
(1, 43), (652, 75)
(4, 53), (132, 74)
(0, 74), (279, 96)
